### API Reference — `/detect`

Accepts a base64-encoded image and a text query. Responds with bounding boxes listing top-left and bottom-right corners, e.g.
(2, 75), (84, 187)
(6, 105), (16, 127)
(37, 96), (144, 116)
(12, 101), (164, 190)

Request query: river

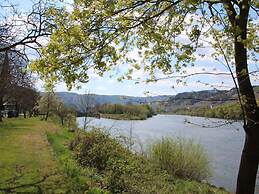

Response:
(77, 114), (259, 193)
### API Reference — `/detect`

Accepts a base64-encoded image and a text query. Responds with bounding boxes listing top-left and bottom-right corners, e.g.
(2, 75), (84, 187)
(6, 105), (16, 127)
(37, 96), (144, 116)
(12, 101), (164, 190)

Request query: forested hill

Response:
(56, 92), (171, 110)
(55, 86), (259, 112)
(162, 86), (259, 113)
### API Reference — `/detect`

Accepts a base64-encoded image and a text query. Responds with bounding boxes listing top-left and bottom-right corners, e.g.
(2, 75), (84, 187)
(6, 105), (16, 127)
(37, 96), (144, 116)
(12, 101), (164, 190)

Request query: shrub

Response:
(86, 188), (109, 194)
(69, 129), (173, 193)
(147, 137), (210, 181)
(44, 119), (227, 194)
(70, 129), (129, 171)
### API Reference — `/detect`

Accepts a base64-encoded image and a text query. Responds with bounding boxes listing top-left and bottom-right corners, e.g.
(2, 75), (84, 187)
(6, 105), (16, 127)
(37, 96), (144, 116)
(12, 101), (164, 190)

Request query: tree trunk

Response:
(234, 11), (259, 193)
(224, 2), (259, 192)
(0, 97), (2, 122)
(237, 124), (259, 194)
(235, 45), (259, 194)
(45, 111), (49, 121)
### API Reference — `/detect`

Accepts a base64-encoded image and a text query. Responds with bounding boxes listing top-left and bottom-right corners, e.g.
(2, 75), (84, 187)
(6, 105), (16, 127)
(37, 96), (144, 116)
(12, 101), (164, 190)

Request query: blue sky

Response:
(11, 0), (259, 96)
(34, 59), (258, 96)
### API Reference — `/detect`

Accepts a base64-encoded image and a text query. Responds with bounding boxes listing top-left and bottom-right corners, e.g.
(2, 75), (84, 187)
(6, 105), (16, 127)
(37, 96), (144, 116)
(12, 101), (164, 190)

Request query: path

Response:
(0, 118), (67, 193)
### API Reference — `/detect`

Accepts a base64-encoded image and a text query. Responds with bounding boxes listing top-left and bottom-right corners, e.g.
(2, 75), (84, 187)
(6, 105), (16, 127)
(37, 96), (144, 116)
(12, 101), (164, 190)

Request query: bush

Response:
(70, 129), (129, 171)
(70, 129), (173, 193)
(44, 119), (227, 194)
(147, 137), (210, 181)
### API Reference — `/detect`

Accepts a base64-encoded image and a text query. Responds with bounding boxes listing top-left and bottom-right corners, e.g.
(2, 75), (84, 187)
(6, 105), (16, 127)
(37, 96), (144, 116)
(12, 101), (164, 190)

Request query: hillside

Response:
(56, 92), (171, 112)
(161, 86), (259, 113)
(55, 86), (259, 113)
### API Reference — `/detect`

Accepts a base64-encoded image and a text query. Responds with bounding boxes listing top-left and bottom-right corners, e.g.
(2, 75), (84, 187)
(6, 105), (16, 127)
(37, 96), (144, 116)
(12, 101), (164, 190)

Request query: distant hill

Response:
(162, 86), (259, 112)
(56, 92), (171, 112)
(55, 86), (259, 112)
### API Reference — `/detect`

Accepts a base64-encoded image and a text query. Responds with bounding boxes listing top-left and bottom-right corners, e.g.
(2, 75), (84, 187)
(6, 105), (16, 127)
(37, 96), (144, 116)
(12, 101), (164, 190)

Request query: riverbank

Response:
(159, 101), (244, 120)
(77, 114), (248, 192)
(0, 117), (228, 193)
(100, 113), (150, 120)
(97, 103), (154, 120)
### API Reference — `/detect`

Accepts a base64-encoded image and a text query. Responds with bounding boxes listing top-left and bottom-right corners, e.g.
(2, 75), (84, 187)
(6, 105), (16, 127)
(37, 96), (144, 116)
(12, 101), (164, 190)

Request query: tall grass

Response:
(147, 137), (210, 181)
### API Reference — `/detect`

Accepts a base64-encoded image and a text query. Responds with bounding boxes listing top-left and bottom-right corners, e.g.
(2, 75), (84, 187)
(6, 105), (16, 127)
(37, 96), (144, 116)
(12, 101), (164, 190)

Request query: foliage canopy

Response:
(31, 0), (258, 88)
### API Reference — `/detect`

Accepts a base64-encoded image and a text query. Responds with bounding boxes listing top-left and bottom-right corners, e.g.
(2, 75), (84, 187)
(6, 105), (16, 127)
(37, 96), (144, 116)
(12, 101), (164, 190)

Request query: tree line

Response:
(0, 51), (38, 120)
(173, 103), (243, 120)
(0, 0), (52, 121)
(96, 103), (154, 120)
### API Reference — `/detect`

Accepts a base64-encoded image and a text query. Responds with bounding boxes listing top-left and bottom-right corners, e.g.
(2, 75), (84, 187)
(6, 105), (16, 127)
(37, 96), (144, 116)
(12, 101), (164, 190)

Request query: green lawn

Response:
(0, 117), (69, 193)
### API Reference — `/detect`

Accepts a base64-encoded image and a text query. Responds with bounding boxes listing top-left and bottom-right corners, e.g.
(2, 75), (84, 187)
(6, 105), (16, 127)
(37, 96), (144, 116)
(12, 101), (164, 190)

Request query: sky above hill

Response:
(34, 58), (258, 96)
(10, 0), (259, 96)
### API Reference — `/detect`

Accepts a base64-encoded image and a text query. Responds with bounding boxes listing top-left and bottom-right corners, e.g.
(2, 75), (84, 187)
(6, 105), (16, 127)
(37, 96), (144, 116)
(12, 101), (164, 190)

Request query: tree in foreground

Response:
(0, 0), (57, 120)
(32, 1), (258, 193)
(0, 0), (53, 54)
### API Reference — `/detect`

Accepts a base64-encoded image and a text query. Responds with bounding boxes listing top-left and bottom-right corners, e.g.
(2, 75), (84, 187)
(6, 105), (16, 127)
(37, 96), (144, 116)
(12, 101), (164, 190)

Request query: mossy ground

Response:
(0, 117), (228, 193)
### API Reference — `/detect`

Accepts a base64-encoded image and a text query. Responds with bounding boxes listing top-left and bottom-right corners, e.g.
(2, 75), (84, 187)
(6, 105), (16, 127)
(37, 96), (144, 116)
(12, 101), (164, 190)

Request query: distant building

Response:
(1, 101), (18, 118)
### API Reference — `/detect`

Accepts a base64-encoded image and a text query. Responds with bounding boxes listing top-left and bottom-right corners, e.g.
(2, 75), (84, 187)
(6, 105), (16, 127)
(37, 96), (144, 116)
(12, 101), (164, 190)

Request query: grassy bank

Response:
(0, 117), (228, 193)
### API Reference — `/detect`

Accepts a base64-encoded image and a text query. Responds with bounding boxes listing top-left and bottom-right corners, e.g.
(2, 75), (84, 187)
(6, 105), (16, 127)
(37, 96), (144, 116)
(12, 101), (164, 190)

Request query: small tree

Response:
(54, 100), (74, 126)
(38, 92), (58, 121)
(77, 92), (95, 130)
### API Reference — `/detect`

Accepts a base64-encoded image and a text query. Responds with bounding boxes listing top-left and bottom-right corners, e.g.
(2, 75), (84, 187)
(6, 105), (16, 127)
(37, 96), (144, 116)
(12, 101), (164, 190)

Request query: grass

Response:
(0, 117), (69, 193)
(147, 137), (211, 181)
(0, 117), (229, 194)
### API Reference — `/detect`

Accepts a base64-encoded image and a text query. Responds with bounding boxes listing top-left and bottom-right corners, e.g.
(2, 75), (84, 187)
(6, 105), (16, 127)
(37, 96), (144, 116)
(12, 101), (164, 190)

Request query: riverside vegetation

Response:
(170, 102), (244, 120)
(0, 117), (228, 194)
(96, 104), (154, 120)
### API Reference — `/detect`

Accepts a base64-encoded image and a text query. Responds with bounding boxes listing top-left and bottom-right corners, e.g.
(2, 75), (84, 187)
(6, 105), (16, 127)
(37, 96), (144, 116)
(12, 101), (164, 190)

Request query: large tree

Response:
(0, 0), (56, 121)
(0, 0), (54, 54)
(32, 1), (258, 193)
(0, 52), (11, 121)
(0, 50), (34, 121)
(14, 86), (39, 118)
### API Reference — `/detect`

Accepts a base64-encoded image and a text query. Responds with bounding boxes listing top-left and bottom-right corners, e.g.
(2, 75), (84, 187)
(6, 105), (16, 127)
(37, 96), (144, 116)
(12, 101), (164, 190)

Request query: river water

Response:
(77, 114), (259, 193)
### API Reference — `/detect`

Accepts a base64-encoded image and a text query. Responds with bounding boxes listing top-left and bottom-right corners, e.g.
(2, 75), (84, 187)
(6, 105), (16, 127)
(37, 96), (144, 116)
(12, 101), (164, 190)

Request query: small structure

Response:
(2, 101), (18, 118)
